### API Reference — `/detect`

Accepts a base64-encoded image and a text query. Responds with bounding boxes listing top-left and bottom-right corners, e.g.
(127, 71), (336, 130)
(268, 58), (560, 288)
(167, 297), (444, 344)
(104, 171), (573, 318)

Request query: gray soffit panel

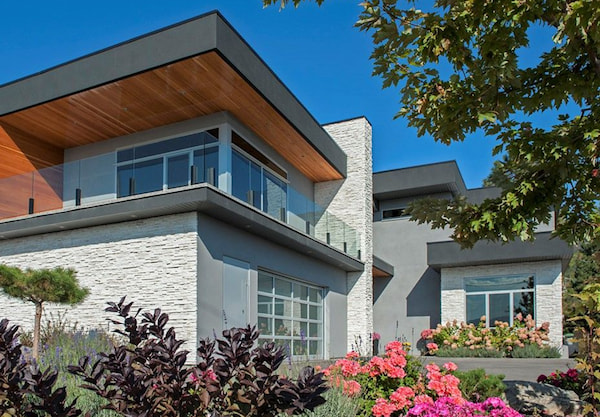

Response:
(0, 185), (364, 273)
(0, 11), (346, 177)
(427, 231), (573, 271)
(373, 161), (468, 200)
(373, 254), (394, 277)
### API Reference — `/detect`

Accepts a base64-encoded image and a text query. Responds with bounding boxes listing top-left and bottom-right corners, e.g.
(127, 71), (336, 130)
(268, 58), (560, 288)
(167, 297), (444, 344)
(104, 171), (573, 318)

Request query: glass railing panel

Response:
(1, 146), (362, 260)
(32, 165), (64, 213)
(288, 187), (315, 235)
(0, 171), (34, 219)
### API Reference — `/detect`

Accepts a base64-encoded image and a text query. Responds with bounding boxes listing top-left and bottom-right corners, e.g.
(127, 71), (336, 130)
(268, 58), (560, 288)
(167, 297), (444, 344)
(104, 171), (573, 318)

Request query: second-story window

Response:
(231, 132), (287, 221)
(116, 128), (219, 197)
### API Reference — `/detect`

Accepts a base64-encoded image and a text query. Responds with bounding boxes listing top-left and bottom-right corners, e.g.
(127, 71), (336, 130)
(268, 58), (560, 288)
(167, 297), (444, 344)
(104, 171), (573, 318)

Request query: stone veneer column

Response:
(316, 117), (373, 354)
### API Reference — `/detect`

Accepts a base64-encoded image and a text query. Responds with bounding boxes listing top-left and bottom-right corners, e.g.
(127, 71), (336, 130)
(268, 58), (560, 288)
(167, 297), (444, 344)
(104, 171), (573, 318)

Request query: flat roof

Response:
(427, 231), (573, 270)
(373, 161), (468, 200)
(0, 11), (346, 181)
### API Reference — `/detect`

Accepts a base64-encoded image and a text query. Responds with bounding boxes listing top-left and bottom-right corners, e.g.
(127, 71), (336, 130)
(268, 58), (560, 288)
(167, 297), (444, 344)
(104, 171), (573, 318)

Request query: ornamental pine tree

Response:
(0, 265), (89, 360)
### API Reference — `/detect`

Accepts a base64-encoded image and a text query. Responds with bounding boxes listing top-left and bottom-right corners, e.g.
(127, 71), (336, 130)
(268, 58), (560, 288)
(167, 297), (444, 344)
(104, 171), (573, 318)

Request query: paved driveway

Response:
(422, 357), (577, 382)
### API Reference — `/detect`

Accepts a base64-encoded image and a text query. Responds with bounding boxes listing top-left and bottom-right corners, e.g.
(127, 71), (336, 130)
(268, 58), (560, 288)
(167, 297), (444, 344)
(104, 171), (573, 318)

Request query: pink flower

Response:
(426, 342), (438, 353)
(345, 351), (360, 359)
(372, 398), (397, 417)
(342, 380), (361, 397)
(421, 329), (434, 339)
(390, 386), (415, 409)
(443, 362), (458, 372)
(413, 395), (434, 405)
(372, 332), (381, 340)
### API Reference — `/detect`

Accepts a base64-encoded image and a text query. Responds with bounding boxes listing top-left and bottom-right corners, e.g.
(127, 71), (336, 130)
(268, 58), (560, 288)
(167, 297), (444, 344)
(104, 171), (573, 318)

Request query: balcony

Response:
(0, 143), (361, 260)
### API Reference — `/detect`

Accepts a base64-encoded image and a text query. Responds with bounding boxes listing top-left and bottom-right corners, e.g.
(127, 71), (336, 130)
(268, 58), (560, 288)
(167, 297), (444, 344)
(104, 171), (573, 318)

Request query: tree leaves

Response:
(265, 0), (600, 245)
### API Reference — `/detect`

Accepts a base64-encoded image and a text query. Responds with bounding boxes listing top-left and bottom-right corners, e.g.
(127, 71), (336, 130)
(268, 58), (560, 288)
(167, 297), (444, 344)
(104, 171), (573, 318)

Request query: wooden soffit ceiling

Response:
(0, 51), (342, 182)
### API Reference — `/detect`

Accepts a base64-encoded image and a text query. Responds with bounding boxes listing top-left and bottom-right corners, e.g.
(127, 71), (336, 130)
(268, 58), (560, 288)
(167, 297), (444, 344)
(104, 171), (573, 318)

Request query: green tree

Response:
(0, 265), (89, 360)
(564, 241), (600, 332)
(265, 0), (600, 247)
(482, 156), (513, 190)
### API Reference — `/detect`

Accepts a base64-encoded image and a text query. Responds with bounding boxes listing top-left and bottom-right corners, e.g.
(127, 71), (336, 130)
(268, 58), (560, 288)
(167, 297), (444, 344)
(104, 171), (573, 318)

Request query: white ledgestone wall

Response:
(0, 212), (199, 352)
(440, 260), (563, 347)
(317, 117), (373, 354)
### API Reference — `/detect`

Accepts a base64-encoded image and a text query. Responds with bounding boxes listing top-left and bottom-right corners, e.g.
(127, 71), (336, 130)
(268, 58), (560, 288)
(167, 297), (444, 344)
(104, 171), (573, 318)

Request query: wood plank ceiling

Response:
(0, 51), (342, 182)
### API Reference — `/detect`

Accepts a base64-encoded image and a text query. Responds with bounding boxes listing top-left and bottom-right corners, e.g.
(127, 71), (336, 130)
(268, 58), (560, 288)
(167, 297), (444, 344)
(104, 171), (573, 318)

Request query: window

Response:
(231, 132), (287, 221)
(465, 275), (534, 327)
(116, 129), (219, 197)
(382, 208), (408, 219)
(257, 271), (323, 358)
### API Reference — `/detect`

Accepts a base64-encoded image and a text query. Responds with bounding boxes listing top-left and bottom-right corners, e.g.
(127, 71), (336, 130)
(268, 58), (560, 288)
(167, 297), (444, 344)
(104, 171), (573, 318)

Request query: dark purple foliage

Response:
(68, 296), (328, 417)
(0, 318), (81, 417)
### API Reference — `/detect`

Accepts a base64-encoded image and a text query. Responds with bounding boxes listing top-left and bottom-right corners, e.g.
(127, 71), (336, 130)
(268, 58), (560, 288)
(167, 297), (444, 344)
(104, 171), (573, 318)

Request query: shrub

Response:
(537, 368), (586, 397)
(510, 344), (561, 358)
(454, 369), (505, 402)
(325, 342), (523, 417)
(435, 346), (505, 358)
(0, 318), (81, 416)
(406, 396), (522, 417)
(36, 317), (117, 417)
(69, 296), (328, 417)
(421, 314), (552, 357)
(298, 385), (361, 417)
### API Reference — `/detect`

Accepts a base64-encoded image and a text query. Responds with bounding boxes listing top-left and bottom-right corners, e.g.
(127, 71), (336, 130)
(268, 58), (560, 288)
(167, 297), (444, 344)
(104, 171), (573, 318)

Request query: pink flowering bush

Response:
(407, 396), (522, 417)
(420, 314), (552, 357)
(325, 341), (521, 417)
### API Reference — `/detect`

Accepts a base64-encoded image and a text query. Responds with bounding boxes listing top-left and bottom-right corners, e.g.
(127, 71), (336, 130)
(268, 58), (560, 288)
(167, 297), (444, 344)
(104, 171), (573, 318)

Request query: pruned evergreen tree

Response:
(0, 265), (89, 360)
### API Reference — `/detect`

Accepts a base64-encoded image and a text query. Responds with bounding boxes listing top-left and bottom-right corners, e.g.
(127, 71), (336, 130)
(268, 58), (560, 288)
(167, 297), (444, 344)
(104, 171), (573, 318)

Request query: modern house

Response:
(0, 12), (571, 358)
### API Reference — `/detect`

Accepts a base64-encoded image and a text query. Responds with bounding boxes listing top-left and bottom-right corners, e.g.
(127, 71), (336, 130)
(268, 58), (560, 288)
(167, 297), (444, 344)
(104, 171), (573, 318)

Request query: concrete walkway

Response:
(422, 357), (577, 382)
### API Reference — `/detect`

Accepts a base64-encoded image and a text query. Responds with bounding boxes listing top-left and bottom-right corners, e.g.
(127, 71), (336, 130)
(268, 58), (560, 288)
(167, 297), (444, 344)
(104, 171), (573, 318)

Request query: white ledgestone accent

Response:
(0, 213), (198, 352)
(440, 260), (563, 347)
(317, 117), (373, 354)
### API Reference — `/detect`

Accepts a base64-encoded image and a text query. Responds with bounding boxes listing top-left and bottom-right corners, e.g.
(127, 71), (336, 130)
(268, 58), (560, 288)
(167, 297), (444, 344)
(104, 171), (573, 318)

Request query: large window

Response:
(257, 271), (323, 358)
(465, 275), (534, 327)
(116, 129), (219, 197)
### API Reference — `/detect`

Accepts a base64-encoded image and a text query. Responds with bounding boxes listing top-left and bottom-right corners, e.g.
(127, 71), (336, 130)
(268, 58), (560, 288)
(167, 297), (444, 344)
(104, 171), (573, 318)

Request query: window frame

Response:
(115, 128), (220, 197)
(464, 274), (535, 327)
(257, 269), (325, 359)
(231, 143), (289, 215)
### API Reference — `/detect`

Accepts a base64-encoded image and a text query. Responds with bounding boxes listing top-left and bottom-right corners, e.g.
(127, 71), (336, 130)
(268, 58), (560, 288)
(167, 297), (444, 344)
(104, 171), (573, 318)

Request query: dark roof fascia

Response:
(466, 187), (501, 204)
(0, 12), (347, 177)
(373, 161), (468, 200)
(373, 254), (394, 277)
(427, 231), (573, 271)
(0, 185), (364, 272)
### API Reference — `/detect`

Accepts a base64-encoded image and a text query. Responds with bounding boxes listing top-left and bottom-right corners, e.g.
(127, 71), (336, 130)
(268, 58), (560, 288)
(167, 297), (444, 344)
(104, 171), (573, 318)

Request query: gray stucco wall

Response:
(372, 215), (451, 354)
(0, 212), (199, 352)
(195, 213), (348, 359)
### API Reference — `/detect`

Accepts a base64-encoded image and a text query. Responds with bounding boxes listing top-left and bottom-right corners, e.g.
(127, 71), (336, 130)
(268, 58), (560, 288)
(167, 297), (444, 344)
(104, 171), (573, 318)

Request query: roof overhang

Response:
(0, 11), (346, 182)
(373, 254), (394, 278)
(373, 161), (467, 200)
(427, 231), (573, 271)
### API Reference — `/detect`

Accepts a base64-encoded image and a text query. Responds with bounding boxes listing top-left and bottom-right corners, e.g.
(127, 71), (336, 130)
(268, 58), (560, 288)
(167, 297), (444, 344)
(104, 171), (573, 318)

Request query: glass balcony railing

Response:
(0, 150), (361, 260)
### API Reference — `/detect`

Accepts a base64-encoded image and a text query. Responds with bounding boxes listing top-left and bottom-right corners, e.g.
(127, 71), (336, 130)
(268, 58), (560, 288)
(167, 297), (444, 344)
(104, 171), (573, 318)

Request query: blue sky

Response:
(0, 0), (503, 187)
